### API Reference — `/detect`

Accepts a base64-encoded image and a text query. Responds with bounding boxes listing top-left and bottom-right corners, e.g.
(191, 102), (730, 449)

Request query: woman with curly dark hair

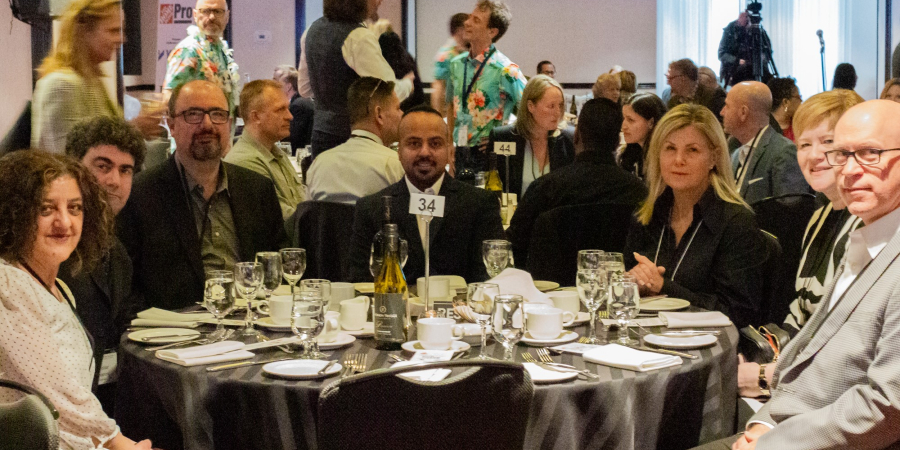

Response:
(0, 151), (151, 450)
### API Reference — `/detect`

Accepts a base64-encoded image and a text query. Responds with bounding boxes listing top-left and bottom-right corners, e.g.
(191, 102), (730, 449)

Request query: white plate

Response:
(343, 322), (374, 337)
(640, 297), (691, 312)
(262, 360), (343, 379)
(353, 282), (375, 294)
(317, 333), (356, 350)
(644, 333), (717, 349)
(401, 340), (471, 353)
(522, 362), (578, 384)
(565, 312), (591, 327)
(255, 317), (292, 332)
(128, 328), (201, 344)
(520, 330), (579, 346)
(534, 280), (560, 292)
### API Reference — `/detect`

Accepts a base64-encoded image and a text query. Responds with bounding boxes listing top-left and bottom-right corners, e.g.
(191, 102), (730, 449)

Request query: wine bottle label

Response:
(374, 293), (407, 343)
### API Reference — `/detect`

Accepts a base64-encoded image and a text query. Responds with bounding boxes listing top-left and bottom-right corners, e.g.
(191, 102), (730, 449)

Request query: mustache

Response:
(413, 156), (436, 166)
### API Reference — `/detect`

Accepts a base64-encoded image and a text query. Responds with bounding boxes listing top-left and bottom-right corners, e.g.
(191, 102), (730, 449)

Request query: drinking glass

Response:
(300, 279), (331, 358)
(577, 250), (605, 270)
(290, 289), (326, 359)
(599, 252), (626, 284)
(280, 248), (306, 296)
(369, 238), (409, 277)
(483, 240), (512, 278)
(465, 282), (500, 359)
(204, 270), (235, 340)
(255, 252), (283, 299)
(577, 268), (608, 345)
(609, 280), (640, 345)
(491, 294), (524, 361)
(234, 262), (264, 337)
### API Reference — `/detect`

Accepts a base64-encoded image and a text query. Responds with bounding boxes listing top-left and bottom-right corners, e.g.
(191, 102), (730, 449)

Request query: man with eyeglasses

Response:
(119, 80), (287, 310)
(164, 0), (240, 115)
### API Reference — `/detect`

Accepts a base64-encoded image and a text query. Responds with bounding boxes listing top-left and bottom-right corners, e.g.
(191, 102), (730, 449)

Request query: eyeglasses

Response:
(175, 108), (230, 125)
(196, 8), (227, 17)
(825, 148), (900, 166)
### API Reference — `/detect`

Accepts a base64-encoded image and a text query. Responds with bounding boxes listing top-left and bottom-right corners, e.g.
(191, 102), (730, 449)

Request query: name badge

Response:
(494, 141), (516, 156)
(409, 193), (446, 218)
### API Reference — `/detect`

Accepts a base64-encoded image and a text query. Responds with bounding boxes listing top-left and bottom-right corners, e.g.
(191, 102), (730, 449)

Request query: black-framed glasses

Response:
(825, 148), (900, 166)
(196, 8), (227, 16)
(175, 108), (230, 125)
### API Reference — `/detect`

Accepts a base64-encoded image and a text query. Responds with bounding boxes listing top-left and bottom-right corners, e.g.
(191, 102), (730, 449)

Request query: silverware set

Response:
(145, 329), (235, 352)
(522, 348), (599, 380)
(576, 336), (699, 360)
(340, 353), (367, 378)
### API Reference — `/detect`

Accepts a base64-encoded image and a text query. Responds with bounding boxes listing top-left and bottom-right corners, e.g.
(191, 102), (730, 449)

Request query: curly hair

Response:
(65, 116), (146, 171)
(766, 77), (798, 112)
(0, 151), (114, 274)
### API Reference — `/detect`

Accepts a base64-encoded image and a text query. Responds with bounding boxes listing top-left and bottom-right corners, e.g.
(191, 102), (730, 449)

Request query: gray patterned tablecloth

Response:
(116, 321), (737, 450)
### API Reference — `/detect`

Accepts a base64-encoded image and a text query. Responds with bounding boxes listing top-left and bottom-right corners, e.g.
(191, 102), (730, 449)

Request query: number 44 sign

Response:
(494, 141), (516, 156)
(409, 193), (446, 218)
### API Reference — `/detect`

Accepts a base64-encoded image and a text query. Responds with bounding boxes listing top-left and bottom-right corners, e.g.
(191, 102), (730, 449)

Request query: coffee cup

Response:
(256, 295), (293, 325)
(339, 296), (370, 331)
(548, 291), (581, 315)
(330, 282), (356, 312)
(416, 317), (465, 350)
(319, 311), (341, 343)
(526, 307), (575, 340)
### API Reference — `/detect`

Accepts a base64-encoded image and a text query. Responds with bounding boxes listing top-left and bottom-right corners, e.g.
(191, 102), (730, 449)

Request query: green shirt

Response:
(224, 134), (306, 219)
(178, 160), (240, 272)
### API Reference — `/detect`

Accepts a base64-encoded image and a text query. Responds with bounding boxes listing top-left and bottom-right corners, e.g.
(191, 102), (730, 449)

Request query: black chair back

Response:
(527, 203), (637, 285)
(0, 101), (31, 157)
(0, 379), (59, 450)
(288, 201), (356, 281)
(317, 360), (533, 450)
(759, 230), (787, 325)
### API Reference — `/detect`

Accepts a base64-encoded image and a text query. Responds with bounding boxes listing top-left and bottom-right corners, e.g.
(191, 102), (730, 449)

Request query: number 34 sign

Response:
(408, 193), (446, 218)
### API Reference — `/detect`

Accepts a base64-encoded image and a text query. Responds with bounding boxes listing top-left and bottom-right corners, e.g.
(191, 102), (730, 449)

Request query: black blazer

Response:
(118, 157), (288, 310)
(488, 125), (575, 197)
(289, 93), (315, 150)
(348, 177), (505, 283)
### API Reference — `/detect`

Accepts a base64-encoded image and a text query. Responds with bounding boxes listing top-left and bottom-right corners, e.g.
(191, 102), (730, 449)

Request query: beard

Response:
(189, 132), (225, 162)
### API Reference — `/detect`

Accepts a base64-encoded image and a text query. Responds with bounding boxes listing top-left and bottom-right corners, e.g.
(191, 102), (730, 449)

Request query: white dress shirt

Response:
(306, 130), (405, 205)
(406, 174), (445, 248)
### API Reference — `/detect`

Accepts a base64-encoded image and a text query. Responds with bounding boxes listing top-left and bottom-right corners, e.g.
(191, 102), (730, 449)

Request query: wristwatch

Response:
(758, 363), (770, 397)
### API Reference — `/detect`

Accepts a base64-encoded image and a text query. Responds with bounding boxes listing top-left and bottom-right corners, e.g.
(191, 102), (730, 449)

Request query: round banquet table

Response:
(115, 319), (738, 450)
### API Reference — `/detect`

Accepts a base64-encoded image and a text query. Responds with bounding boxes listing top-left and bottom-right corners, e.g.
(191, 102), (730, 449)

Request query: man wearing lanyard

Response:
(446, 1), (527, 176)
(722, 81), (809, 205)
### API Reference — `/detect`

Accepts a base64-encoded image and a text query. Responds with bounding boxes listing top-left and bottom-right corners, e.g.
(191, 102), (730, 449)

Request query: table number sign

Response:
(494, 141), (517, 156)
(409, 193), (446, 218)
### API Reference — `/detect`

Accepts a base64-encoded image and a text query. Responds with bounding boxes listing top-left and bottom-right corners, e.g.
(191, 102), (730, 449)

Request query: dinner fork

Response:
(340, 353), (358, 378)
(352, 354), (368, 374)
(537, 348), (599, 379)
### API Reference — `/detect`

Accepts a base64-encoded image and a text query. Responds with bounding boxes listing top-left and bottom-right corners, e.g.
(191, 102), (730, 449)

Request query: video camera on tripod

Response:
(744, 0), (778, 82)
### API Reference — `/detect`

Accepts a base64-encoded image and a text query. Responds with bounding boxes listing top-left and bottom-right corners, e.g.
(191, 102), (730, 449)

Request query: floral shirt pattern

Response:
(433, 38), (462, 81)
(164, 26), (240, 114)
(448, 45), (526, 147)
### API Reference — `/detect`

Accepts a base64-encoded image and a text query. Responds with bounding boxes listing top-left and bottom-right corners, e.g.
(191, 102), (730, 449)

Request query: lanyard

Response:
(654, 218), (703, 281)
(462, 47), (496, 112)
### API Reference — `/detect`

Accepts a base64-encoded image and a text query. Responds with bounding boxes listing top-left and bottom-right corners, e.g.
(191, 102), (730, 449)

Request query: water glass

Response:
(609, 280), (640, 345)
(280, 248), (307, 296)
(465, 282), (500, 359)
(300, 279), (331, 358)
(577, 250), (605, 270)
(255, 252), (283, 298)
(204, 270), (235, 340)
(291, 289), (326, 359)
(483, 240), (512, 278)
(234, 262), (264, 337)
(491, 294), (524, 360)
(577, 268), (608, 345)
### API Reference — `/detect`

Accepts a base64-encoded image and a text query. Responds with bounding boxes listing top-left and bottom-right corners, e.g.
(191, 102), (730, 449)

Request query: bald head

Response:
(721, 81), (773, 143)
(834, 100), (900, 224)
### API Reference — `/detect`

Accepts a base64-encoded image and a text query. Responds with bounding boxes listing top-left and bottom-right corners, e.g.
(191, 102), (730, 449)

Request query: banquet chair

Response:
(758, 230), (787, 325)
(0, 379), (59, 450)
(287, 201), (356, 281)
(317, 360), (533, 450)
(527, 203), (637, 285)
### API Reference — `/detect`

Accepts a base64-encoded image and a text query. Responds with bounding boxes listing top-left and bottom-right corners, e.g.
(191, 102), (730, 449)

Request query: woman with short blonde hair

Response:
(879, 78), (900, 103)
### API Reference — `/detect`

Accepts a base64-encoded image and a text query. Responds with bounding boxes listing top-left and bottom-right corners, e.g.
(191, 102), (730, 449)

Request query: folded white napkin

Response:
(392, 361), (452, 382)
(487, 268), (553, 305)
(138, 307), (214, 322)
(582, 344), (682, 372)
(130, 319), (200, 328)
(155, 341), (253, 367)
(659, 311), (732, 328)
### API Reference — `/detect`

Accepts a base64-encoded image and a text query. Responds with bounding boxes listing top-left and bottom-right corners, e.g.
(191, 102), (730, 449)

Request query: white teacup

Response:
(526, 307), (575, 340)
(256, 295), (293, 325)
(339, 296), (370, 331)
(548, 291), (581, 315)
(330, 282), (356, 312)
(319, 311), (341, 343)
(416, 317), (465, 350)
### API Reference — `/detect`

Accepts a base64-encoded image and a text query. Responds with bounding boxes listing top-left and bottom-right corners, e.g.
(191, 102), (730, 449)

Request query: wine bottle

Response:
(570, 94), (578, 116)
(484, 152), (503, 203)
(368, 196), (393, 279)
(373, 224), (409, 350)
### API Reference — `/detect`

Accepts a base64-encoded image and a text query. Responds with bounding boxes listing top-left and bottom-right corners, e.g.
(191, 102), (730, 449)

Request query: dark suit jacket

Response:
(488, 125), (576, 197)
(348, 177), (505, 283)
(118, 157), (288, 310)
(289, 93), (315, 151)
(731, 125), (810, 205)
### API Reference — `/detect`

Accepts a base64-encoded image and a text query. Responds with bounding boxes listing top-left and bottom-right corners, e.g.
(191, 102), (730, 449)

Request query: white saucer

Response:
(640, 297), (691, 312)
(520, 330), (579, 346)
(343, 323), (374, 337)
(534, 280), (560, 292)
(317, 333), (356, 350)
(255, 317), (292, 332)
(401, 340), (471, 353)
(522, 362), (578, 384)
(128, 328), (200, 344)
(644, 333), (717, 349)
(353, 282), (375, 294)
(262, 359), (342, 379)
(566, 312), (591, 327)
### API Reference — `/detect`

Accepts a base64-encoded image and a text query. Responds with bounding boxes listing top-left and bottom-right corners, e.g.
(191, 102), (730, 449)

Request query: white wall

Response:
(231, 0), (297, 82)
(0, 3), (34, 135)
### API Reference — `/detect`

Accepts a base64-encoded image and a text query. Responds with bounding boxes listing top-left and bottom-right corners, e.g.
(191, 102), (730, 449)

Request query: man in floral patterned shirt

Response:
(447, 1), (526, 172)
(431, 12), (468, 116)
(164, 0), (240, 115)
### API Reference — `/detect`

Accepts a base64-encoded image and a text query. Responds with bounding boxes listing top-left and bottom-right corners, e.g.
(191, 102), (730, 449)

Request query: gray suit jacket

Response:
(749, 221), (900, 449)
(731, 126), (809, 205)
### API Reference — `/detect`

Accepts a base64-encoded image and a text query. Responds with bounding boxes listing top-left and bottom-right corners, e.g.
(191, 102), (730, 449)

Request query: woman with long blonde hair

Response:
(624, 104), (767, 329)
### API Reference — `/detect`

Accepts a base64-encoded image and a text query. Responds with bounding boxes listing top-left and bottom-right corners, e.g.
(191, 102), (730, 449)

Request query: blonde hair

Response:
(880, 78), (900, 99)
(515, 75), (564, 138)
(637, 103), (747, 225)
(792, 89), (864, 139)
(38, 0), (122, 80)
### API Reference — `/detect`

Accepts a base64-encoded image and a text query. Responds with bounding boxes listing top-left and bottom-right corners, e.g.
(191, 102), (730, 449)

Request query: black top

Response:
(289, 93), (315, 150)
(378, 31), (426, 112)
(488, 124), (576, 197)
(618, 143), (645, 179)
(624, 188), (767, 329)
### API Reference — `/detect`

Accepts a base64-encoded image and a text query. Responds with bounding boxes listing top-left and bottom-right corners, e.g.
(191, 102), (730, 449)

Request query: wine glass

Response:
(300, 279), (331, 359)
(465, 282), (500, 359)
(280, 248), (306, 296)
(255, 252), (283, 299)
(609, 280), (640, 345)
(491, 294), (524, 361)
(234, 262), (264, 338)
(290, 289), (326, 359)
(483, 240), (511, 278)
(577, 250), (605, 270)
(577, 268), (608, 345)
(204, 270), (235, 340)
(369, 238), (409, 277)
(599, 253), (626, 284)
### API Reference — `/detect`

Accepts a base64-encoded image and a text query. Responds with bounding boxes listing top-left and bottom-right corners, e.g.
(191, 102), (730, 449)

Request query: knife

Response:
(627, 344), (698, 359)
(317, 360), (337, 375)
(206, 357), (291, 372)
(656, 330), (721, 337)
(537, 362), (599, 379)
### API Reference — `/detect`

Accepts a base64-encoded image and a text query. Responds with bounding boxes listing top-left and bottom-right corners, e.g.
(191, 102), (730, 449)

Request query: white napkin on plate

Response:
(659, 311), (732, 328)
(487, 268), (553, 305)
(155, 341), (253, 367)
(392, 361), (452, 382)
(132, 308), (213, 328)
(582, 344), (682, 372)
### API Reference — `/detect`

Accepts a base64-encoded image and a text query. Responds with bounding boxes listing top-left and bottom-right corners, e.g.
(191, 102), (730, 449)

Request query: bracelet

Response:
(758, 363), (770, 396)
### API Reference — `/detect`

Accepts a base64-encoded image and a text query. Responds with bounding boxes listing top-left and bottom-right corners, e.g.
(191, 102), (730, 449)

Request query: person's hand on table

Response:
(629, 253), (666, 295)
(732, 423), (771, 450)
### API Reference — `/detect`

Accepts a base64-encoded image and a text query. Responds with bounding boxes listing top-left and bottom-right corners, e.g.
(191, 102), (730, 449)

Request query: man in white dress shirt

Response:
(307, 76), (404, 205)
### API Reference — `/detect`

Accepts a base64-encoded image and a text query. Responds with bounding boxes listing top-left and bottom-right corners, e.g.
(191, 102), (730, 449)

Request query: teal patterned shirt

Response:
(164, 26), (240, 114)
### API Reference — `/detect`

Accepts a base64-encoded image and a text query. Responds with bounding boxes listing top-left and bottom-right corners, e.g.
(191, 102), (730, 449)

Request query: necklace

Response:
(19, 260), (53, 294)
